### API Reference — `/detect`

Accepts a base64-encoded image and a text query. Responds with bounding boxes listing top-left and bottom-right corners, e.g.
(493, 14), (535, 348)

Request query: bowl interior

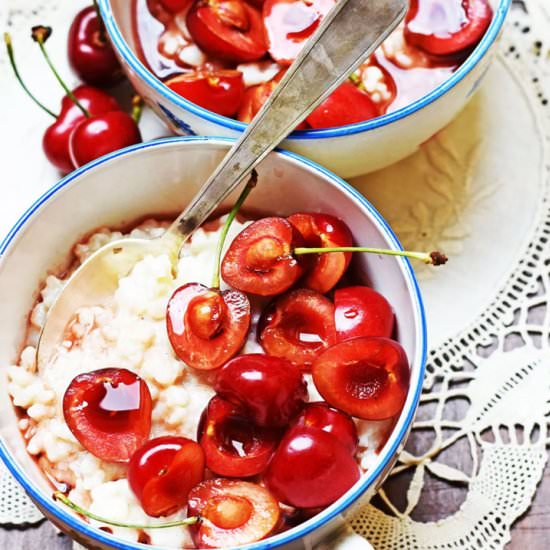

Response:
(103, 0), (508, 138)
(0, 138), (425, 549)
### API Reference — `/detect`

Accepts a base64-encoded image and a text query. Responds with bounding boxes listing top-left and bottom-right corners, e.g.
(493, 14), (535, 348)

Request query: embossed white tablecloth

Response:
(0, 0), (549, 548)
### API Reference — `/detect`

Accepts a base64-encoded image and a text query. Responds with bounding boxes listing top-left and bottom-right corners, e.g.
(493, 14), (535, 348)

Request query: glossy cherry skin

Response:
(166, 283), (251, 370)
(198, 397), (280, 477)
(187, 0), (267, 63)
(68, 6), (124, 87)
(43, 85), (120, 173)
(128, 436), (205, 517)
(215, 354), (308, 428)
(334, 286), (395, 341)
(405, 0), (493, 57)
(166, 70), (245, 116)
(188, 479), (280, 548)
(69, 110), (141, 168)
(263, 0), (335, 65)
(293, 402), (358, 454)
(312, 337), (410, 420)
(222, 217), (304, 296)
(160, 0), (194, 12)
(306, 82), (379, 129)
(63, 368), (152, 463)
(264, 425), (360, 508)
(259, 289), (337, 368)
(287, 213), (353, 293)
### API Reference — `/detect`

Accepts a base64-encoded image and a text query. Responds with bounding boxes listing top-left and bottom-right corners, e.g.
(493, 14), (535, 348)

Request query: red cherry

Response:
(166, 283), (251, 370)
(68, 6), (124, 87)
(198, 397), (280, 477)
(69, 110), (142, 168)
(43, 85), (120, 173)
(160, 0), (194, 12)
(215, 354), (308, 427)
(405, 0), (493, 57)
(165, 70), (245, 117)
(306, 82), (379, 129)
(186, 0), (267, 63)
(312, 337), (410, 420)
(263, 0), (335, 65)
(188, 479), (280, 548)
(293, 402), (358, 454)
(221, 217), (304, 296)
(259, 289), (336, 368)
(63, 368), (152, 463)
(287, 213), (353, 293)
(334, 286), (395, 341)
(264, 425), (360, 508)
(128, 436), (205, 517)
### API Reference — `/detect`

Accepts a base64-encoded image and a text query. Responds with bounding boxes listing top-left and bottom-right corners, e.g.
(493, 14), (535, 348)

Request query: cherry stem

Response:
(212, 170), (258, 289)
(32, 27), (90, 118)
(92, 0), (108, 42)
(132, 95), (144, 124)
(3, 33), (57, 118)
(293, 247), (448, 266)
(53, 492), (200, 530)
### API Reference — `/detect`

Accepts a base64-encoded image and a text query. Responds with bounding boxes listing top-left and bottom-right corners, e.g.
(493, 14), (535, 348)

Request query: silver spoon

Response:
(37, 0), (407, 369)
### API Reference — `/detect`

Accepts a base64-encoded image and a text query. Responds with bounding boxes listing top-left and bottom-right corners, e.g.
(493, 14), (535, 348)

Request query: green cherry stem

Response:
(53, 492), (200, 530)
(293, 246), (448, 266)
(31, 26), (90, 118)
(211, 169), (258, 289)
(3, 33), (57, 118)
(132, 95), (144, 124)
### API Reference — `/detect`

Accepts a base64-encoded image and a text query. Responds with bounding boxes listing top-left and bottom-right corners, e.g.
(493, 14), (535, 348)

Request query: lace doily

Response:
(1, 0), (549, 548)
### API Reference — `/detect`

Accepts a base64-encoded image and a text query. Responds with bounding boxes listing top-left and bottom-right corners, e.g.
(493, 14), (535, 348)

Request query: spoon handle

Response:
(167, 0), (407, 242)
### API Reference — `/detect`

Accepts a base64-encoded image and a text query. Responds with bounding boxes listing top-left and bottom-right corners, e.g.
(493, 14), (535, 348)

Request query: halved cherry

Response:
(215, 354), (308, 427)
(188, 479), (280, 548)
(221, 217), (304, 296)
(305, 82), (379, 129)
(263, 0), (335, 65)
(186, 0), (267, 62)
(287, 212), (352, 293)
(293, 402), (358, 454)
(259, 289), (336, 368)
(312, 337), (410, 420)
(165, 70), (245, 117)
(166, 283), (251, 370)
(63, 368), (152, 463)
(199, 397), (279, 477)
(264, 425), (360, 508)
(334, 286), (395, 341)
(128, 436), (205, 517)
(404, 0), (493, 57)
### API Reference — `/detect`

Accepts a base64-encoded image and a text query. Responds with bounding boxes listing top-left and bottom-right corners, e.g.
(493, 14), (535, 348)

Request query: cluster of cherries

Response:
(138, 0), (494, 126)
(58, 176), (445, 548)
(5, 4), (141, 174)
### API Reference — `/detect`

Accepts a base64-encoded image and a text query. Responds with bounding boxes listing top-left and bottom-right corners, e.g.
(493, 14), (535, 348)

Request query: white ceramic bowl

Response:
(99, 0), (509, 178)
(0, 137), (426, 550)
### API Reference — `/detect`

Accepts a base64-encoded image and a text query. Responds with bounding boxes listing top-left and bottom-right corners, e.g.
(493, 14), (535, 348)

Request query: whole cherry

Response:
(68, 3), (124, 86)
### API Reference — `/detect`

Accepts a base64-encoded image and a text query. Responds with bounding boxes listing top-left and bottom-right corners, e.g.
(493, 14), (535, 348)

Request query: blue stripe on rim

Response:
(0, 136), (427, 550)
(98, 0), (510, 140)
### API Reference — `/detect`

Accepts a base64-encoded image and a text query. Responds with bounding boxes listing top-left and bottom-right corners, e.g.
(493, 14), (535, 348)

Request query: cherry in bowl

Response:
(63, 368), (152, 463)
(128, 436), (205, 517)
(215, 353), (308, 427)
(264, 425), (360, 508)
(198, 397), (280, 477)
(259, 288), (336, 368)
(188, 479), (280, 548)
(312, 337), (410, 420)
(166, 283), (251, 370)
